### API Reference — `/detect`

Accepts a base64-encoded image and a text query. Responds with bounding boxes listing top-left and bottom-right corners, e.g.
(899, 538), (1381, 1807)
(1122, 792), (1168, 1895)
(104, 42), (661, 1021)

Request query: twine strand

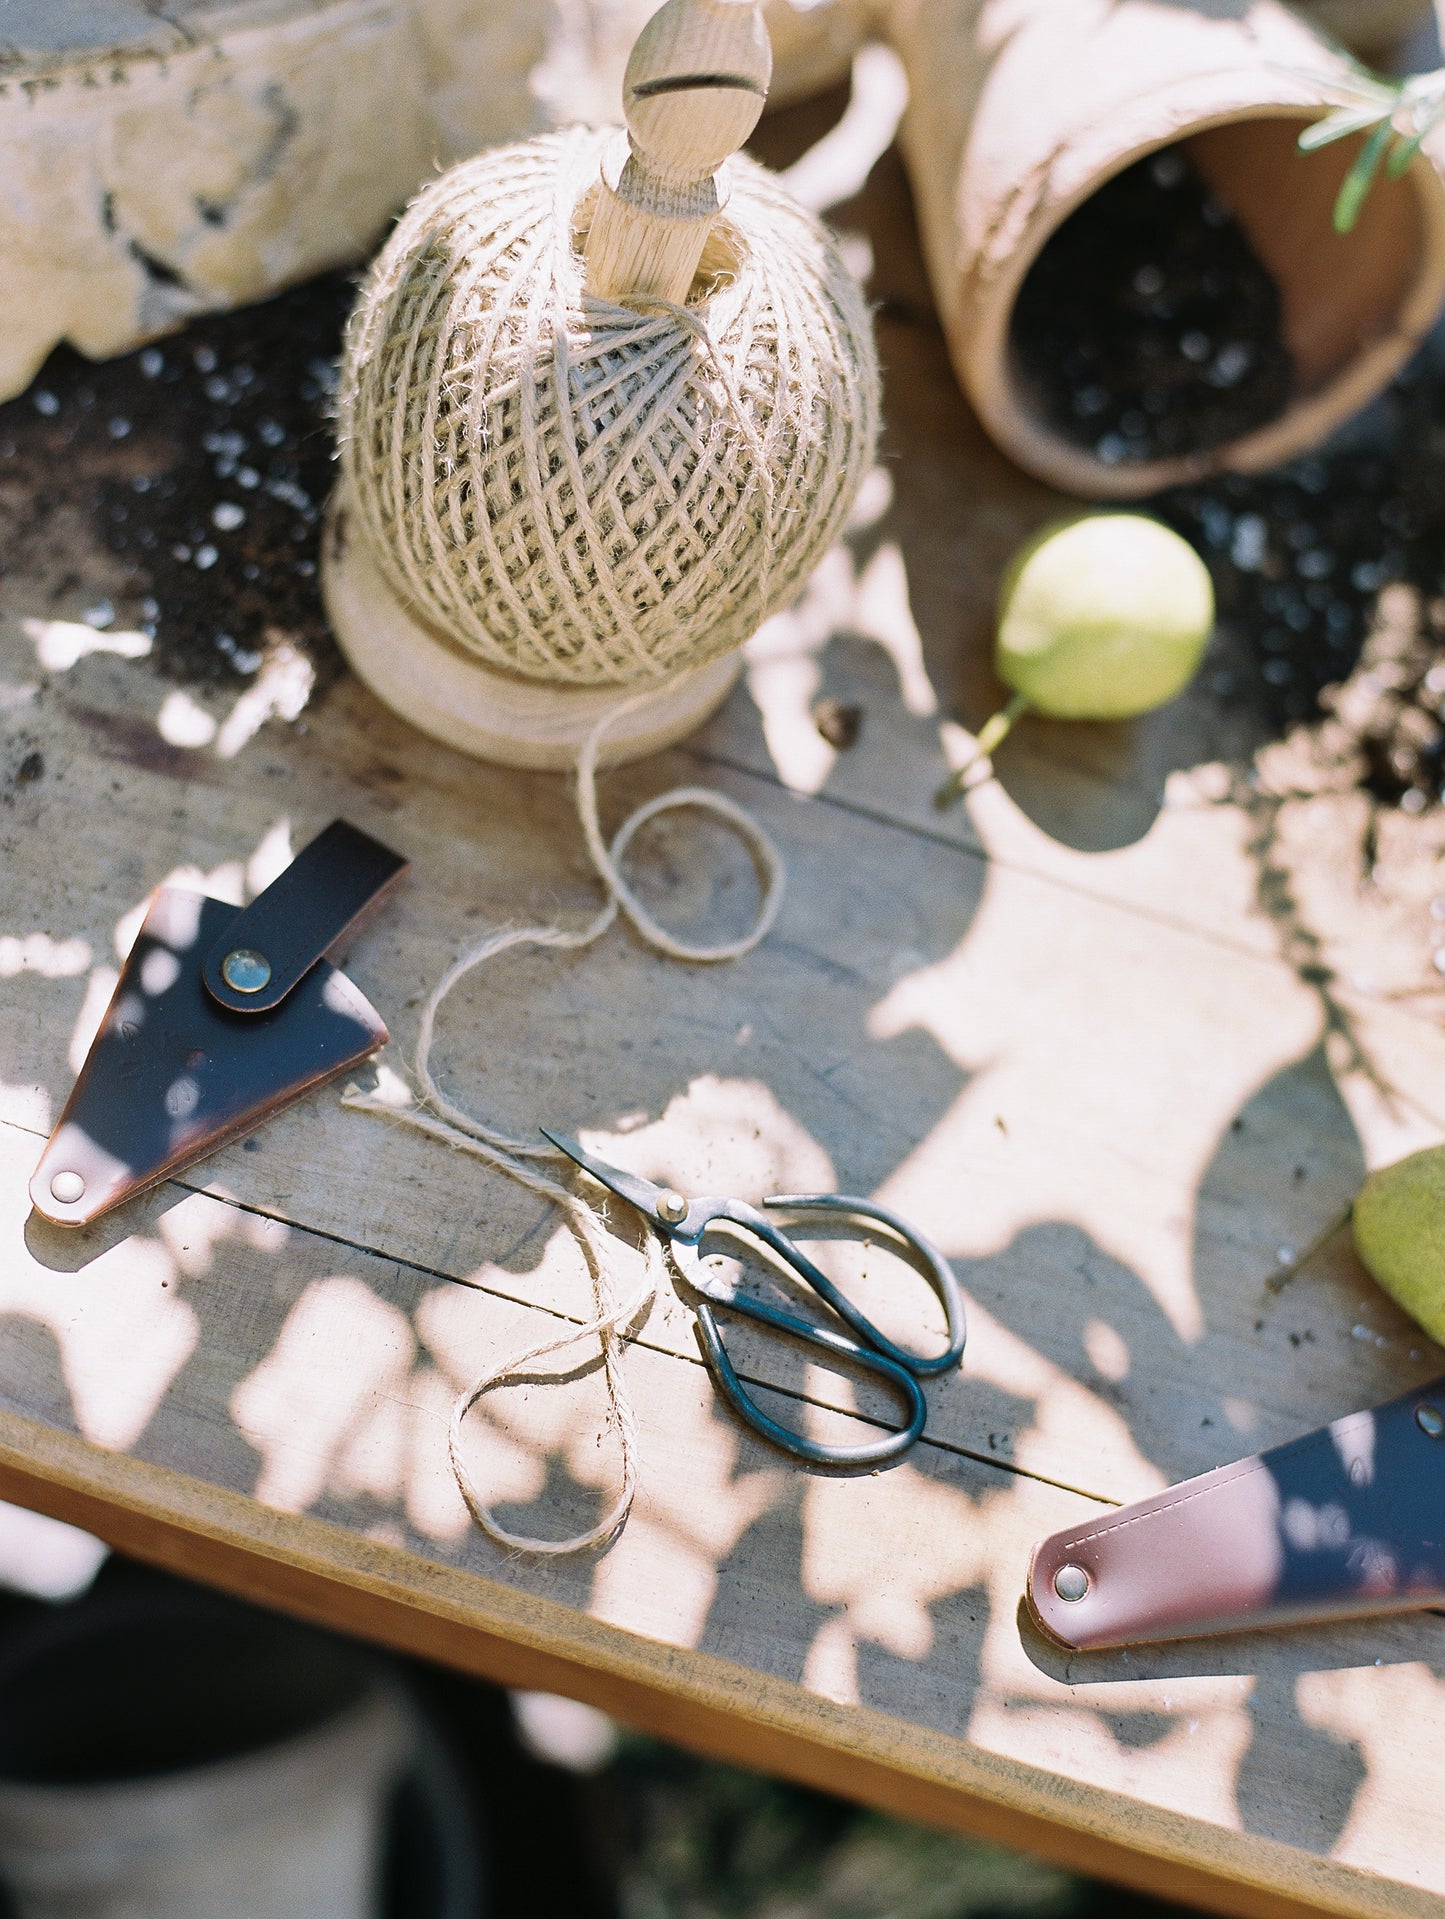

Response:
(345, 694), (784, 1553)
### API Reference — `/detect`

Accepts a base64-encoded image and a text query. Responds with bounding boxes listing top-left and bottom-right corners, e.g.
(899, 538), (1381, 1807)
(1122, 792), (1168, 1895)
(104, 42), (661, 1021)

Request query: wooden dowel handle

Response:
(584, 0), (772, 303)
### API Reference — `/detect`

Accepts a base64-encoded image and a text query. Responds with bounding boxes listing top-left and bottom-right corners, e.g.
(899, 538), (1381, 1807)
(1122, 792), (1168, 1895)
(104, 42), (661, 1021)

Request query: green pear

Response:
(996, 513), (1215, 720)
(936, 513), (1214, 807)
(1353, 1145), (1445, 1346)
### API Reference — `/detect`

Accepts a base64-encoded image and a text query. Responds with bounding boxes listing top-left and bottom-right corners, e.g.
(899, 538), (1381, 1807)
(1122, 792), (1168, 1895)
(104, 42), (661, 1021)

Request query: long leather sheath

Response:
(1027, 1380), (1445, 1649)
(30, 820), (407, 1228)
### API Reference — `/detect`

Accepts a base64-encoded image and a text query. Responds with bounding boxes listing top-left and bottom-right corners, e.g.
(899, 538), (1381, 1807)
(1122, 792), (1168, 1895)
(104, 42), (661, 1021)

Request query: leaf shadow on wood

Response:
(854, 1581), (995, 1732)
(700, 1481), (839, 1682)
(949, 1026), (1445, 1857)
(475, 1449), (613, 1563)
(23, 1181), (194, 1272)
(390, 810), (980, 1287)
(0, 1316), (78, 1439)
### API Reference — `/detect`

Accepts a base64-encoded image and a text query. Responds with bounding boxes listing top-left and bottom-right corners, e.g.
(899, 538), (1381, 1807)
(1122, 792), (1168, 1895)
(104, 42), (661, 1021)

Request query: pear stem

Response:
(933, 693), (1030, 809)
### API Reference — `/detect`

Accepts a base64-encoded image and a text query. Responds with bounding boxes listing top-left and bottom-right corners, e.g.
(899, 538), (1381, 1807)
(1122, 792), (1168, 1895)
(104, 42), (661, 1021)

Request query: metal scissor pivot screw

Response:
(49, 1171), (86, 1204)
(656, 1190), (688, 1223)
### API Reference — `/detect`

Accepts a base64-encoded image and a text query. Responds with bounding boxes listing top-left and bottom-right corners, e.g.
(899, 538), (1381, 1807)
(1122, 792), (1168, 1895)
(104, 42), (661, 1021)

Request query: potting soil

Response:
(1153, 339), (1445, 811)
(0, 272), (353, 695)
(1011, 145), (1294, 467)
(3, 249), (1445, 814)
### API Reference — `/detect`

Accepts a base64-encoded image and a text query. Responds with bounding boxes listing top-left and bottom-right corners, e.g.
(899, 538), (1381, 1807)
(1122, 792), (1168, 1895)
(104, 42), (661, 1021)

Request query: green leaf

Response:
(1333, 118), (1395, 232)
(1298, 104), (1391, 152)
(1386, 127), (1430, 178)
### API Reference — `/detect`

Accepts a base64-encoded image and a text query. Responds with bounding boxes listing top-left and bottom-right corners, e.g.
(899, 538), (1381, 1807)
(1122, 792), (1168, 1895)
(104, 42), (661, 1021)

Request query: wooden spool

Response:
(322, 512), (745, 770)
(324, 0), (781, 770)
(890, 0), (1445, 499)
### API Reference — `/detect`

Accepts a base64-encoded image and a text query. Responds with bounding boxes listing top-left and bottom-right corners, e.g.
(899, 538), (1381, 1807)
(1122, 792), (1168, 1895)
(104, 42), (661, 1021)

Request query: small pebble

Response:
(81, 600), (115, 630)
(1231, 515), (1267, 572)
(32, 390), (59, 417)
(107, 416), (131, 439)
(1211, 342), (1253, 387)
(212, 502), (246, 531)
(193, 544), (219, 570)
(139, 349), (164, 378)
(812, 697), (863, 750)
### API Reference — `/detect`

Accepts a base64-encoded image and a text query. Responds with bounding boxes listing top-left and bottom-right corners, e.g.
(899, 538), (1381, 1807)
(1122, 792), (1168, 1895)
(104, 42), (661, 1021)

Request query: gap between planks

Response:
(0, 1108), (1123, 1513)
(687, 742), (1324, 998)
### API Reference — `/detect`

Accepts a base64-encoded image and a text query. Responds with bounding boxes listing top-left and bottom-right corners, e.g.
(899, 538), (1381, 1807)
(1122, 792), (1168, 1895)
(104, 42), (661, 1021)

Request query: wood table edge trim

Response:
(0, 1408), (1422, 1919)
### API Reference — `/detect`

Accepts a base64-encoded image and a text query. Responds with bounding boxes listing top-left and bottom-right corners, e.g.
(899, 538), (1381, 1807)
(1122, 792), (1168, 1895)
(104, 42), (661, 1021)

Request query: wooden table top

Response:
(4, 108), (1445, 1919)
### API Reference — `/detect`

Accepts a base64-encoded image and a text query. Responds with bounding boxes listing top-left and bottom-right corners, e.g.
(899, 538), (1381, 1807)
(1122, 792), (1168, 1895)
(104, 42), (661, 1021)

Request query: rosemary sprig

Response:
(1295, 62), (1445, 233)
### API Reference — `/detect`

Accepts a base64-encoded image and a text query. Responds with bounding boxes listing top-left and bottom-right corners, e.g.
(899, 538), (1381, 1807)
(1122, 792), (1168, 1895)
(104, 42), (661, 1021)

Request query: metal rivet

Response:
(656, 1191), (688, 1224)
(221, 948), (271, 994)
(1417, 1404), (1445, 1439)
(49, 1171), (86, 1205)
(1054, 1564), (1090, 1603)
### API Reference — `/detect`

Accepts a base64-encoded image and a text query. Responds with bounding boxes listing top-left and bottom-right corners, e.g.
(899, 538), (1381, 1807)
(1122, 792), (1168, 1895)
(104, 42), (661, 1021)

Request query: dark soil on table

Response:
(1011, 145), (1294, 468)
(0, 271), (353, 695)
(3, 211), (1445, 815)
(1151, 349), (1445, 812)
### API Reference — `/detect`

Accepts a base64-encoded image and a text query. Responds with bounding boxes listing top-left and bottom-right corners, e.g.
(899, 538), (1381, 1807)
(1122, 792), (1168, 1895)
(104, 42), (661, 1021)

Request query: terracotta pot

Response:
(890, 0), (1445, 497)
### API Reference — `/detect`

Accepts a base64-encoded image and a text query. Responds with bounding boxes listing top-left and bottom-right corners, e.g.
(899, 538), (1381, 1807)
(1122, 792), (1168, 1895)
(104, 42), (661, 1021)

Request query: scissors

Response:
(542, 1129), (967, 1467)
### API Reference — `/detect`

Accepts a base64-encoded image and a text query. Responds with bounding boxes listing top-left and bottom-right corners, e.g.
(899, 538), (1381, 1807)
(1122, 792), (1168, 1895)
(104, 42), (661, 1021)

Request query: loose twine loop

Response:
(336, 125), (876, 1550)
(345, 691), (784, 1554)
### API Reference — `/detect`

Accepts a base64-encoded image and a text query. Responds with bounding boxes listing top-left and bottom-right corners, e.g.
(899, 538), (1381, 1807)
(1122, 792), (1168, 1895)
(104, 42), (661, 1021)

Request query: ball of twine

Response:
(338, 127), (879, 687)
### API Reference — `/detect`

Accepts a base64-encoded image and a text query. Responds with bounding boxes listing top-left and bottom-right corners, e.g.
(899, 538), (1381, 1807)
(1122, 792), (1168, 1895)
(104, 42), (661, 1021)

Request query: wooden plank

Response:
(4, 1122), (1445, 1919)
(5, 91), (1445, 1918)
(3, 626), (1441, 1519)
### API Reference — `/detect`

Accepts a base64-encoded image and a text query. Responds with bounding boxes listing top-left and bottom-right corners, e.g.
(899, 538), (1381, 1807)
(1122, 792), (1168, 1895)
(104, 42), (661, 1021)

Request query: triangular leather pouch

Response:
(1028, 1379), (1445, 1648)
(30, 820), (408, 1228)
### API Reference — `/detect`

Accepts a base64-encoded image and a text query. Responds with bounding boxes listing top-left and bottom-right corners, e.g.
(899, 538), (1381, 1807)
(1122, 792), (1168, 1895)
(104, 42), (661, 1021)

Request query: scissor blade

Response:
(540, 1127), (673, 1224)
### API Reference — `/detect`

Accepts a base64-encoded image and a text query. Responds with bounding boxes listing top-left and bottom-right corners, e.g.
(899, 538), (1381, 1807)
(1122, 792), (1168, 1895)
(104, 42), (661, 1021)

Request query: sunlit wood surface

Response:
(4, 90), (1445, 1919)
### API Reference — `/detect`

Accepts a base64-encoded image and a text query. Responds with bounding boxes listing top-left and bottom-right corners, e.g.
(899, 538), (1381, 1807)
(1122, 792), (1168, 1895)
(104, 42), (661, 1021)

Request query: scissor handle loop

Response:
(758, 1194), (967, 1378)
(690, 1292), (927, 1467)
